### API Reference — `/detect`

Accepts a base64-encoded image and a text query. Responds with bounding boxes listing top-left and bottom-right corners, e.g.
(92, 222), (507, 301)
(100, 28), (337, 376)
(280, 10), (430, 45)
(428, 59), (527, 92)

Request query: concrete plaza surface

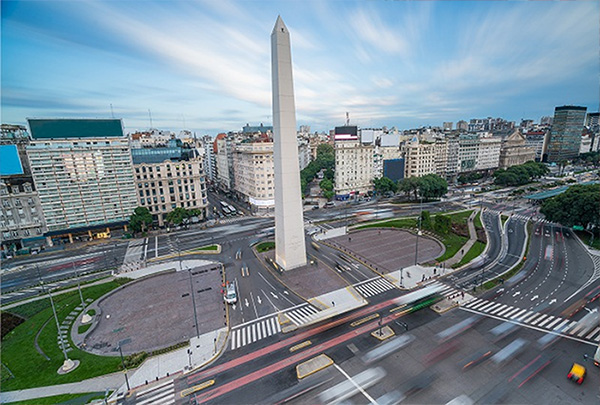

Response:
(328, 228), (444, 274)
(85, 262), (226, 356)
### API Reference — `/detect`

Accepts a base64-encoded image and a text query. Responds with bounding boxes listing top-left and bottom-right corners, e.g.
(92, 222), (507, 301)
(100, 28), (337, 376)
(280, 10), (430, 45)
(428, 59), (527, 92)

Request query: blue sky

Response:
(2, 0), (598, 135)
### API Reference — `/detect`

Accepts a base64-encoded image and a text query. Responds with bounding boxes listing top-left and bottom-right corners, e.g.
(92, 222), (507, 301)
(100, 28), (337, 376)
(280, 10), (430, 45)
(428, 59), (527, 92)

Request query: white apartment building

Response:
(26, 119), (137, 243)
(297, 137), (311, 171)
(458, 135), (479, 172)
(233, 141), (275, 210)
(334, 139), (374, 197)
(403, 137), (437, 178)
(476, 136), (501, 171)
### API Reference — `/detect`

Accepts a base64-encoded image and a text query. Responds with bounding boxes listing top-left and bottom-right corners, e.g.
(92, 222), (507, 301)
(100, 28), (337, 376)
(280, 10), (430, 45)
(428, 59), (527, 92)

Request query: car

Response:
(567, 363), (586, 384)
(223, 281), (237, 304)
(325, 201), (335, 207)
(312, 205), (319, 210)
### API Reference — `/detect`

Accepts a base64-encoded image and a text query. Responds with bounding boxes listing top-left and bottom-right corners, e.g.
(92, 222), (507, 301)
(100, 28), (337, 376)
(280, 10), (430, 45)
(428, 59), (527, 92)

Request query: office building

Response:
(475, 136), (501, 171)
(585, 112), (599, 128)
(215, 133), (235, 192)
(525, 130), (547, 162)
(546, 106), (587, 162)
(233, 140), (274, 211)
(26, 119), (137, 244)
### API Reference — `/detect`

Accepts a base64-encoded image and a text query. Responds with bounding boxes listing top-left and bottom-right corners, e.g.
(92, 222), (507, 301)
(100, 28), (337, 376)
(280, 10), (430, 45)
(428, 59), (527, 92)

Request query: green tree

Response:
(165, 207), (190, 226)
(540, 184), (600, 229)
(129, 207), (153, 234)
(434, 214), (452, 234)
(399, 177), (421, 200)
(418, 174), (448, 200)
(323, 190), (334, 200)
(420, 210), (432, 230)
(373, 177), (398, 195)
(319, 178), (333, 194)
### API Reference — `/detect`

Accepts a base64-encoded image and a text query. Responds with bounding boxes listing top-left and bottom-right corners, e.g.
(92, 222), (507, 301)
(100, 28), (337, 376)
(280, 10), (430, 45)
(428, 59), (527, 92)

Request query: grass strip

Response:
(191, 244), (219, 252)
(256, 242), (275, 253)
(452, 241), (485, 269)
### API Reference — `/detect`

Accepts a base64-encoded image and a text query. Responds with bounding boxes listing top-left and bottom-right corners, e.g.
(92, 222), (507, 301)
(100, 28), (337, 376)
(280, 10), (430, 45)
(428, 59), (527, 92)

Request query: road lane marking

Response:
(332, 363), (378, 405)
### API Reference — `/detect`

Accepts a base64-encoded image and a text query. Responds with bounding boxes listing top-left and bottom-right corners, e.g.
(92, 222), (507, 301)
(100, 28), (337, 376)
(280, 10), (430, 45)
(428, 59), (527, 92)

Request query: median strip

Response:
(290, 340), (312, 353)
(350, 313), (379, 327)
(180, 379), (215, 397)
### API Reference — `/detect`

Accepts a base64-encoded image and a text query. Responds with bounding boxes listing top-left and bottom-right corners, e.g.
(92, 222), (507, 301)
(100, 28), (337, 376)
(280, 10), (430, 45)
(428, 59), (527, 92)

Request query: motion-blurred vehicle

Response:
(567, 363), (586, 384)
(362, 334), (415, 364)
(490, 338), (528, 368)
(489, 322), (519, 342)
(459, 348), (493, 370)
(318, 367), (386, 404)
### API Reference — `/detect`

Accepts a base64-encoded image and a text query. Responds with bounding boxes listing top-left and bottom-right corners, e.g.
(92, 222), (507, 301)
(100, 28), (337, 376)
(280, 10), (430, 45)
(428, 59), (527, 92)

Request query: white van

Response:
(223, 281), (237, 304)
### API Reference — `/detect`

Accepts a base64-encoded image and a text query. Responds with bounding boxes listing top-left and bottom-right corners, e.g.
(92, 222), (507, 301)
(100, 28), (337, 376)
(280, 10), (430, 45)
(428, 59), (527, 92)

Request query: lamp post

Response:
(72, 261), (85, 310)
(414, 196), (423, 266)
(117, 343), (131, 392)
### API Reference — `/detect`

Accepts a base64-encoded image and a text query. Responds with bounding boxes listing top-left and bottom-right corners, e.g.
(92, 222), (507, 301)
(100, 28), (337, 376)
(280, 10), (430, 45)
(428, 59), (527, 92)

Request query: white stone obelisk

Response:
(271, 16), (307, 270)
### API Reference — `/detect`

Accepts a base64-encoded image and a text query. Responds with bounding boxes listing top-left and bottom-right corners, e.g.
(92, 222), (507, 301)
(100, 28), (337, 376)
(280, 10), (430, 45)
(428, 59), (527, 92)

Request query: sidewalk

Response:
(0, 372), (123, 404)
(441, 209), (479, 268)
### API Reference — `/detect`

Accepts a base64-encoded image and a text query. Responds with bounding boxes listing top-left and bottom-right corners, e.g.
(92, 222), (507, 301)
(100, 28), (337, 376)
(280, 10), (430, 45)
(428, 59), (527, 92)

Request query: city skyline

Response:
(2, 0), (599, 135)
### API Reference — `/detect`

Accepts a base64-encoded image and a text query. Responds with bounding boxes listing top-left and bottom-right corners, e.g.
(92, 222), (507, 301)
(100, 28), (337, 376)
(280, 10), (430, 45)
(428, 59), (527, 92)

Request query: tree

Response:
(420, 210), (432, 230)
(418, 174), (448, 200)
(434, 214), (452, 235)
(540, 184), (600, 229)
(319, 178), (333, 191)
(373, 177), (398, 195)
(493, 161), (548, 186)
(165, 207), (190, 226)
(129, 207), (153, 234)
(399, 177), (421, 200)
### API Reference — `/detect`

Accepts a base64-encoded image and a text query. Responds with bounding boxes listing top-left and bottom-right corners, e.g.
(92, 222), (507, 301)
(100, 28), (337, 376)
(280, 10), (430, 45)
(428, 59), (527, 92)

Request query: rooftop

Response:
(28, 119), (124, 139)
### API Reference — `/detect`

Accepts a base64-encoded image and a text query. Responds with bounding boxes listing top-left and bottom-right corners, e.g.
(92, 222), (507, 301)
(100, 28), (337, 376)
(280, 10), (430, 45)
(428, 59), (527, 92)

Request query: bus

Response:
(227, 204), (237, 215)
(222, 206), (231, 216)
(392, 285), (444, 314)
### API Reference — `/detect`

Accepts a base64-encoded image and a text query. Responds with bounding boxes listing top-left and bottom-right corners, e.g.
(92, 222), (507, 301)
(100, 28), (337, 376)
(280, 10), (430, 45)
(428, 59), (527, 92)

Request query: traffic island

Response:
(371, 325), (395, 341)
(296, 354), (333, 379)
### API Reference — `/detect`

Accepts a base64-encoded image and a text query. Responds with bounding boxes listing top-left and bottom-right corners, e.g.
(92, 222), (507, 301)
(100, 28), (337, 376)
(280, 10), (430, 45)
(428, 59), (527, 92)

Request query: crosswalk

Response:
(486, 209), (558, 225)
(131, 379), (175, 405)
(230, 304), (319, 350)
(463, 298), (600, 343)
(353, 277), (396, 297)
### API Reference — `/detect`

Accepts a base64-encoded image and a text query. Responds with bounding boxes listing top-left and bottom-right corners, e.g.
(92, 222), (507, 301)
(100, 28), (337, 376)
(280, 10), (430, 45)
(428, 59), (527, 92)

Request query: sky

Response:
(2, 0), (599, 135)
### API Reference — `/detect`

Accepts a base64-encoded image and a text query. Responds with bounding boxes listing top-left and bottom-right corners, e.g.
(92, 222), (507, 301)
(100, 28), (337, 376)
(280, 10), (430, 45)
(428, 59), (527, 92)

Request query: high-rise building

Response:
(403, 137), (436, 178)
(26, 119), (137, 244)
(525, 130), (548, 162)
(456, 120), (468, 131)
(545, 106), (587, 162)
(443, 122), (453, 131)
(540, 116), (554, 126)
(475, 136), (501, 171)
(131, 138), (208, 227)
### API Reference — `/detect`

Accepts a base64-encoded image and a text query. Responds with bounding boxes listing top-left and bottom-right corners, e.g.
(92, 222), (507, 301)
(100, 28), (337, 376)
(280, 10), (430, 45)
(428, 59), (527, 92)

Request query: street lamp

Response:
(414, 196), (423, 266)
(117, 339), (131, 392)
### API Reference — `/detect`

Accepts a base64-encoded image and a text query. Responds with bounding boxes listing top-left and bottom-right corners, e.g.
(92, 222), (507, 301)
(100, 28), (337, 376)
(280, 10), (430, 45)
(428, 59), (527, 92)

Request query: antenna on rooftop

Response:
(110, 104), (115, 119)
(148, 109), (153, 129)
(346, 112), (350, 126)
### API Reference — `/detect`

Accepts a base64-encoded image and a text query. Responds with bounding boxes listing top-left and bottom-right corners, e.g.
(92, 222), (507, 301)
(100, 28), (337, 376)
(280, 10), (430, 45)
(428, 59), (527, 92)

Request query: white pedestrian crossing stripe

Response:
(463, 298), (600, 343)
(230, 304), (318, 350)
(353, 277), (395, 297)
(133, 379), (175, 405)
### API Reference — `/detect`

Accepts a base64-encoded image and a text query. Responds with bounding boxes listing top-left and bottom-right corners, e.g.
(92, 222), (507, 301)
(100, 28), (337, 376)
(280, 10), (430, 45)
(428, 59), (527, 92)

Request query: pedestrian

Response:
(433, 268), (436, 275)
(332, 301), (335, 307)
(422, 274), (425, 281)
(461, 291), (465, 299)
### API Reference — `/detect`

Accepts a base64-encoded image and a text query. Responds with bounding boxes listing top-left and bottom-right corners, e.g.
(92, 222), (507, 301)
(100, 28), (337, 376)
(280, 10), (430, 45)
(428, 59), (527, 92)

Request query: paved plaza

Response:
(329, 229), (444, 274)
(259, 251), (349, 299)
(84, 263), (226, 355)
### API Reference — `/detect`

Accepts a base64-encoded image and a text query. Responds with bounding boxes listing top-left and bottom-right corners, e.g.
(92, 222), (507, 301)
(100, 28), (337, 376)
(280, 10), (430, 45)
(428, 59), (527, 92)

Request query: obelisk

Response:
(271, 16), (307, 270)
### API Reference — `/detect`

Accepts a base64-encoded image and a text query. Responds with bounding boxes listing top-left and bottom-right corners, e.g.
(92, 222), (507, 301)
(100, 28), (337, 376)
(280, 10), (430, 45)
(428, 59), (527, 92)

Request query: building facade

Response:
(475, 136), (501, 171)
(215, 133), (235, 192)
(132, 140), (208, 227)
(499, 130), (536, 169)
(546, 106), (587, 162)
(233, 141), (275, 210)
(403, 137), (437, 178)
(525, 130), (547, 162)
(26, 119), (137, 244)
(334, 132), (374, 198)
